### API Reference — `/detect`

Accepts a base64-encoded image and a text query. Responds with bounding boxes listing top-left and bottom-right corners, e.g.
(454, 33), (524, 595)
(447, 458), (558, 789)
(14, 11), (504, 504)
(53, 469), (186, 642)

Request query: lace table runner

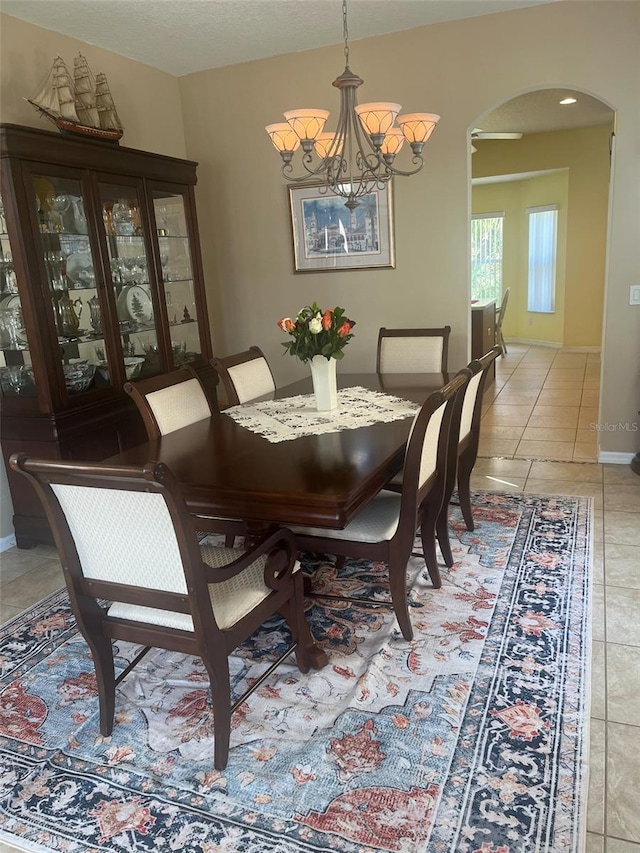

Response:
(224, 385), (420, 443)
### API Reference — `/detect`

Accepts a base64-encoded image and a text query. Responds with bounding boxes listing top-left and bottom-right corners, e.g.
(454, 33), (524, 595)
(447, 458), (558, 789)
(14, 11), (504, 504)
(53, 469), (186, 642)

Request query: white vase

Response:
(309, 354), (338, 411)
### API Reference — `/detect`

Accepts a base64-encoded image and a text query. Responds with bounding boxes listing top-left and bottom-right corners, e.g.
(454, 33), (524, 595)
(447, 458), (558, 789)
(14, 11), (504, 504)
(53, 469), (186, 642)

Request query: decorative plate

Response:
(65, 252), (95, 287)
(117, 285), (153, 325)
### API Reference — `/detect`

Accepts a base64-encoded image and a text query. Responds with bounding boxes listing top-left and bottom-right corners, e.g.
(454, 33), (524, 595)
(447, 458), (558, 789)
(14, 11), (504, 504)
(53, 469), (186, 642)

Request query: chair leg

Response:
(280, 573), (312, 674)
(458, 457), (475, 532)
(87, 633), (116, 736)
(202, 655), (232, 771)
(420, 504), (442, 589)
(224, 534), (235, 548)
(388, 558), (413, 641)
(436, 507), (454, 568)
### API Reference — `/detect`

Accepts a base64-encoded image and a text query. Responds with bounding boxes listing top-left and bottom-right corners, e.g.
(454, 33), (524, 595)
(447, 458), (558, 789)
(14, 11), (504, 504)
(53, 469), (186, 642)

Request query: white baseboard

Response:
(507, 338), (562, 349)
(0, 533), (16, 553)
(506, 338), (601, 353)
(598, 451), (636, 464)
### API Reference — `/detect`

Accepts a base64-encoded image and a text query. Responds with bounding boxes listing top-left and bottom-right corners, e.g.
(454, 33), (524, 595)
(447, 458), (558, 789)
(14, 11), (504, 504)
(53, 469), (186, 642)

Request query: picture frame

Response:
(288, 182), (395, 273)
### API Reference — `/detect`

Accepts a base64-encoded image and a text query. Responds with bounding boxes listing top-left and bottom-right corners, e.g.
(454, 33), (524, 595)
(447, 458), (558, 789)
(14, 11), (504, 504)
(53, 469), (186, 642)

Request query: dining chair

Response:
(495, 287), (511, 355)
(10, 453), (313, 771)
(211, 346), (276, 407)
(376, 326), (451, 373)
(455, 345), (502, 531)
(385, 347), (501, 560)
(290, 370), (470, 641)
(124, 365), (243, 546)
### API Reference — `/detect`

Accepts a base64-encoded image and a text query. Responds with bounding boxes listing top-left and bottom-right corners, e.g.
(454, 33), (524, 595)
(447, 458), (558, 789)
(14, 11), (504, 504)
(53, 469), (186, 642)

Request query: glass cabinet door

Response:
(99, 183), (156, 380)
(31, 174), (107, 397)
(0, 191), (35, 398)
(152, 190), (202, 367)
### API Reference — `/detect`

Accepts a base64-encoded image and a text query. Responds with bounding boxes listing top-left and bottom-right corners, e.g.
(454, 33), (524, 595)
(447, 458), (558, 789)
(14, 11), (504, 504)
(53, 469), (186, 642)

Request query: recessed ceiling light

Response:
(559, 97), (578, 105)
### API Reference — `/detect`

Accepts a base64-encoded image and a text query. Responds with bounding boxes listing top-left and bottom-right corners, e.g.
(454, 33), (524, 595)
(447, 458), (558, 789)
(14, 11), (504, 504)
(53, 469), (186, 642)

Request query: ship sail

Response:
(95, 73), (123, 131)
(28, 56), (79, 123)
(27, 55), (123, 142)
(73, 55), (100, 128)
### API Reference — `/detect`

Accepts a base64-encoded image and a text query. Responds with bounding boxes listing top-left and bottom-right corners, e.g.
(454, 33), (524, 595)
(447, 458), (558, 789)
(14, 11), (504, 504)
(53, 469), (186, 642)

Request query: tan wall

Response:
(473, 171), (571, 345)
(473, 126), (611, 348)
(0, 13), (187, 157)
(179, 2), (639, 457)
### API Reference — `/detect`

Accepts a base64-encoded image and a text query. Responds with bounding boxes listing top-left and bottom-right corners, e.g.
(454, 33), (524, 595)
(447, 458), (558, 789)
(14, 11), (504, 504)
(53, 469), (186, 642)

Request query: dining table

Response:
(108, 372), (455, 534)
(107, 371), (460, 669)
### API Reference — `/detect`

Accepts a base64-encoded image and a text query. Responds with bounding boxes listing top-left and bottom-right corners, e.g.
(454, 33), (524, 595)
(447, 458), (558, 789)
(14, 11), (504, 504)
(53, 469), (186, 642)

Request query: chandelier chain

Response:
(342, 0), (350, 67)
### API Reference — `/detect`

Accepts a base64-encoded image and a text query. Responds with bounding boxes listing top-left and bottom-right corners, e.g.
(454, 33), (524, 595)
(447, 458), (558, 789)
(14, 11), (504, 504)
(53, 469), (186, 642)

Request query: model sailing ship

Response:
(26, 55), (124, 143)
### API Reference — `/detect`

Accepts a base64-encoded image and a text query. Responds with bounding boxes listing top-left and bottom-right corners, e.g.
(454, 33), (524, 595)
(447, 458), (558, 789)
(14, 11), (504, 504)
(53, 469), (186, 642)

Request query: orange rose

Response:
(337, 322), (351, 337)
(321, 309), (333, 330)
(278, 317), (295, 332)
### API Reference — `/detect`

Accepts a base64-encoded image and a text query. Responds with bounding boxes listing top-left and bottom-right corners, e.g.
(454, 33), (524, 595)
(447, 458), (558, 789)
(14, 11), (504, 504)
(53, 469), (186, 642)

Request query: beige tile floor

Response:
(480, 342), (602, 462)
(1, 359), (640, 851)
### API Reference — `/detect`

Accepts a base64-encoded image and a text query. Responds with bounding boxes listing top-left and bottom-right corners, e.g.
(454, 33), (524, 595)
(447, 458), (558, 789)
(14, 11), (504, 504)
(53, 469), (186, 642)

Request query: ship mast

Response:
(28, 56), (79, 123)
(95, 73), (123, 131)
(73, 55), (100, 128)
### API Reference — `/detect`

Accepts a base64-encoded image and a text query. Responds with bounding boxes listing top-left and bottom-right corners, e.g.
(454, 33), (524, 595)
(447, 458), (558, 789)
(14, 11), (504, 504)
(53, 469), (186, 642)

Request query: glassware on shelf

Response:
(0, 258), (18, 294)
(55, 292), (83, 338)
(112, 200), (135, 236)
(70, 197), (88, 234)
(4, 365), (27, 395)
(45, 251), (67, 290)
(0, 304), (26, 349)
(50, 195), (70, 232)
(87, 295), (102, 334)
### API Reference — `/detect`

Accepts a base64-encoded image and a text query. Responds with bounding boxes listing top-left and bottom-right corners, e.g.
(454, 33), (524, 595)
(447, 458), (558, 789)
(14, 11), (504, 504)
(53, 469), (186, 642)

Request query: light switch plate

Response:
(631, 285), (640, 305)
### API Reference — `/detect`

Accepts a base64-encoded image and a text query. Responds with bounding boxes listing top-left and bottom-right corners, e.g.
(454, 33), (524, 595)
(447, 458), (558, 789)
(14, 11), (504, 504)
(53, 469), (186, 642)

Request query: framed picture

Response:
(288, 182), (395, 273)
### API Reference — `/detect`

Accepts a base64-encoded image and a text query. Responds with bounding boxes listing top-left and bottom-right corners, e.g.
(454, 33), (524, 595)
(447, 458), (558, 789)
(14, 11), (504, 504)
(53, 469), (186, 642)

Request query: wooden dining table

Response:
(107, 371), (457, 669)
(108, 372), (454, 533)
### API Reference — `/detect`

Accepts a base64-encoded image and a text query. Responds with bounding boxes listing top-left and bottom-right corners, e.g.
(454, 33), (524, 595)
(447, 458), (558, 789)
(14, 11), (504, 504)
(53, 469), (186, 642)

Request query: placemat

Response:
(224, 385), (420, 442)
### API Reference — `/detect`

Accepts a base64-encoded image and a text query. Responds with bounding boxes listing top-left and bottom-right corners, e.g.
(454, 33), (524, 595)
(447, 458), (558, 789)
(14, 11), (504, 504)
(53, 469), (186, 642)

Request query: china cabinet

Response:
(0, 123), (215, 547)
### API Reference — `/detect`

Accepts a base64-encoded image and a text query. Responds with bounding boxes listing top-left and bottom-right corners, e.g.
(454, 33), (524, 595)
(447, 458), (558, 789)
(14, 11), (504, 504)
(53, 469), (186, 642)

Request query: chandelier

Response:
(265, 0), (440, 210)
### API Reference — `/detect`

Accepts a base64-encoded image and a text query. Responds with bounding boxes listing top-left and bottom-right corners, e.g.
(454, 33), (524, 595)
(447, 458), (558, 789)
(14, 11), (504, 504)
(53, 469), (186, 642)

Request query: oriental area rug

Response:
(0, 491), (592, 853)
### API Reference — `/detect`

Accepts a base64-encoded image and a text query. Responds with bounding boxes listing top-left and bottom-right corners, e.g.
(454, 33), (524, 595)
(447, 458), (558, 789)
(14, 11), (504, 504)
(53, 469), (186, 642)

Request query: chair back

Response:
(399, 370), (469, 520)
(377, 326), (451, 373)
(459, 346), (502, 442)
(212, 346), (276, 406)
(8, 456), (209, 625)
(496, 287), (511, 330)
(124, 366), (214, 439)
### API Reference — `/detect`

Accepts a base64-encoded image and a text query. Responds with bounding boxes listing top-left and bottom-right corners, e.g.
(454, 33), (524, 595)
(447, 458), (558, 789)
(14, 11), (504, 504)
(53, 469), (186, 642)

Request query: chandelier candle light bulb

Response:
(265, 0), (439, 209)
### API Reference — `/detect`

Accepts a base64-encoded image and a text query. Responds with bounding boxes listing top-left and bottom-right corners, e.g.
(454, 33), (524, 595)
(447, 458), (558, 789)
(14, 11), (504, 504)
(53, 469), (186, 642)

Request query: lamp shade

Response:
(354, 102), (402, 137)
(380, 128), (405, 156)
(284, 109), (330, 141)
(265, 123), (301, 153)
(397, 113), (440, 144)
(314, 131), (339, 159)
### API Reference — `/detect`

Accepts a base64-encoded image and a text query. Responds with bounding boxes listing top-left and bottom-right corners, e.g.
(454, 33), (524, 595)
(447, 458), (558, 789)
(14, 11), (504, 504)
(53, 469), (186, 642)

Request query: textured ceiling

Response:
(476, 89), (614, 135)
(3, 0), (614, 135)
(2, 0), (559, 76)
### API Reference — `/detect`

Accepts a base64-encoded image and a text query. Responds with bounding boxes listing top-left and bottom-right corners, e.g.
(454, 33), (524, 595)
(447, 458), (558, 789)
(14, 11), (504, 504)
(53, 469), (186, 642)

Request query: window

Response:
(471, 213), (503, 302)
(527, 205), (558, 313)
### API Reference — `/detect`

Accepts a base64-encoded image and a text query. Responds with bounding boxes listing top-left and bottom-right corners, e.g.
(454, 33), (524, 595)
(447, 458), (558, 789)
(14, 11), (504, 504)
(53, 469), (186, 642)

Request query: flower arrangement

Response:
(277, 302), (356, 363)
